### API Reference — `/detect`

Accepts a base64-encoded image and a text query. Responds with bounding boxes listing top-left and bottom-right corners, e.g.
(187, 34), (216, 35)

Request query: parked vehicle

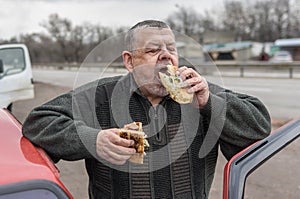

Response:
(0, 108), (73, 199)
(223, 117), (300, 199)
(0, 44), (34, 111)
(269, 50), (293, 63)
(0, 107), (299, 199)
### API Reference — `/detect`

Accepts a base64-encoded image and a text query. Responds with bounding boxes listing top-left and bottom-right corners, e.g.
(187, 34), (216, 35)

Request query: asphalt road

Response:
(12, 70), (300, 199)
(32, 68), (300, 121)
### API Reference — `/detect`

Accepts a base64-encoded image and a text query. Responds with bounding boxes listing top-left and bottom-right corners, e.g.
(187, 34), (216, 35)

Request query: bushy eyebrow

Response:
(167, 42), (176, 47)
(145, 42), (160, 47)
(145, 41), (176, 48)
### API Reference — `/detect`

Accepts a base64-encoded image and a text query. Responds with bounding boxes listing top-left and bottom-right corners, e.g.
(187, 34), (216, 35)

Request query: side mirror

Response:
(0, 59), (3, 73)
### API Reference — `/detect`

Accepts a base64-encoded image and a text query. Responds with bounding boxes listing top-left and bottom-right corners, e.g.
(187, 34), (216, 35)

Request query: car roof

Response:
(0, 109), (70, 196)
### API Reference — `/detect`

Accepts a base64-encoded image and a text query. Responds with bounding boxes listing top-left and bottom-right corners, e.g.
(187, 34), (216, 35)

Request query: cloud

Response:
(0, 0), (223, 39)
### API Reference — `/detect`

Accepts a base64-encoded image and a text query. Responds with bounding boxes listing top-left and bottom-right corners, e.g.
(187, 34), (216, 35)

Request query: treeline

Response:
(2, 14), (127, 64)
(167, 0), (300, 41)
(1, 0), (299, 64)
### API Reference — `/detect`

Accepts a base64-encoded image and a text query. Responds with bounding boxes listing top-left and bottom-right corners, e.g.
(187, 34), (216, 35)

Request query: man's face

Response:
(130, 27), (179, 98)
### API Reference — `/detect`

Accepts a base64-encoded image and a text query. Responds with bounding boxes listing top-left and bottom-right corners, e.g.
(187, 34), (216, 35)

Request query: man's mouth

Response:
(157, 63), (172, 75)
(158, 67), (169, 75)
(154, 63), (173, 84)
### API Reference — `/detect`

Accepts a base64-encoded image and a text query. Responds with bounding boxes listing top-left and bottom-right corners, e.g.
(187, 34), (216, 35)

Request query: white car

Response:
(270, 50), (293, 63)
(0, 44), (35, 111)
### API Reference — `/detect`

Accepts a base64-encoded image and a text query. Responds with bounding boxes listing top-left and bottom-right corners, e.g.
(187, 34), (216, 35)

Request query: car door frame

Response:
(223, 117), (300, 199)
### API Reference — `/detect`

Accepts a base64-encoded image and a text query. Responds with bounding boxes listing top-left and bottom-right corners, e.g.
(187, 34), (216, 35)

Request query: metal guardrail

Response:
(200, 61), (300, 78)
(33, 61), (300, 79)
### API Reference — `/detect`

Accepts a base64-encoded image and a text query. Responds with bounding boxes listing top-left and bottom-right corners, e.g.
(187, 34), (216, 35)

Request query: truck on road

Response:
(0, 44), (34, 111)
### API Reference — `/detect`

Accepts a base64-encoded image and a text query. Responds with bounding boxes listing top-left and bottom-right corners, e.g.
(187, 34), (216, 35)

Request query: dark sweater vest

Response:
(85, 80), (218, 199)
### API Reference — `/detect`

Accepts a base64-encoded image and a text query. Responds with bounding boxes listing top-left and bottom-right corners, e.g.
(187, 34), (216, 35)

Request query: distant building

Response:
(174, 31), (237, 64)
(274, 38), (300, 61)
(202, 41), (264, 61)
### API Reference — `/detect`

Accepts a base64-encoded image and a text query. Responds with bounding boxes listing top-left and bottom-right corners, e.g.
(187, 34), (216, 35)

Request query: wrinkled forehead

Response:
(133, 27), (175, 49)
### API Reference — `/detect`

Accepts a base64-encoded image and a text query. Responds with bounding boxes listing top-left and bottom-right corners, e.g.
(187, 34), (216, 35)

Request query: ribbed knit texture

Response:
(22, 74), (271, 199)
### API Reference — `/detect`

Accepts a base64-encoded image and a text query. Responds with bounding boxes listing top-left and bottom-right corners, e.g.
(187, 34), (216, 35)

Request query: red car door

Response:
(0, 108), (73, 199)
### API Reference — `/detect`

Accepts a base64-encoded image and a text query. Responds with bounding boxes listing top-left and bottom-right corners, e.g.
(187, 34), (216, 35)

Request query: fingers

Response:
(110, 131), (135, 147)
(187, 78), (208, 93)
(96, 129), (136, 165)
(176, 66), (196, 80)
(109, 138), (136, 155)
(102, 146), (135, 165)
(177, 66), (210, 108)
(176, 66), (206, 91)
(184, 76), (208, 93)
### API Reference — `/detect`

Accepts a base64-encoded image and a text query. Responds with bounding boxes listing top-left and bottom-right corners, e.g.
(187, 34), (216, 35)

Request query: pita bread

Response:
(159, 65), (193, 104)
(118, 122), (149, 164)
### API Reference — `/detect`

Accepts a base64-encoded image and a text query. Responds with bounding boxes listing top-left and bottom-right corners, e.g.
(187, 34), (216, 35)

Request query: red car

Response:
(0, 108), (73, 199)
(0, 107), (299, 199)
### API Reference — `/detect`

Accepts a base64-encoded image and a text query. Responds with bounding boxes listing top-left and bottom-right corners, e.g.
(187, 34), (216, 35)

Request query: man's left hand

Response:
(177, 66), (209, 109)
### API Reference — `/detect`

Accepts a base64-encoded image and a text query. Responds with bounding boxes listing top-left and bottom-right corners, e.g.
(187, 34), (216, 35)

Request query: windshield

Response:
(0, 48), (25, 77)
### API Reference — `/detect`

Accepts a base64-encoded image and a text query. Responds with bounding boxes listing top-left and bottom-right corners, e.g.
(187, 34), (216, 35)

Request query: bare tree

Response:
(222, 1), (247, 41)
(40, 14), (117, 63)
(271, 0), (291, 38)
(221, 0), (298, 42)
(166, 5), (203, 36)
(3, 1), (299, 64)
(253, 0), (274, 41)
(19, 33), (61, 63)
(41, 13), (73, 62)
(288, 3), (300, 37)
(70, 25), (89, 62)
(242, 4), (257, 40)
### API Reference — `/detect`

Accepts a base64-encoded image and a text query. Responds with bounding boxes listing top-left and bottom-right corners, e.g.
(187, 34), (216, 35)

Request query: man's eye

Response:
(168, 47), (177, 52)
(146, 48), (160, 54)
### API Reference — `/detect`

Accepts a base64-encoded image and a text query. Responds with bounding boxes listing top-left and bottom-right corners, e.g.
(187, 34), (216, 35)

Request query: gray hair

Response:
(125, 20), (170, 51)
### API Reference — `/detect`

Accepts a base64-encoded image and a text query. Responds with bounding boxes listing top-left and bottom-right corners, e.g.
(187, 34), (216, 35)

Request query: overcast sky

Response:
(0, 0), (230, 39)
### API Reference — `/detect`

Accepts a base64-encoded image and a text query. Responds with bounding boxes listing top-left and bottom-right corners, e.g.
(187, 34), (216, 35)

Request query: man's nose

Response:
(158, 48), (172, 61)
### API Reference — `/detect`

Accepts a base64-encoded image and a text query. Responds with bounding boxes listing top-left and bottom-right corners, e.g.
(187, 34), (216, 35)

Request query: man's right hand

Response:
(96, 128), (136, 165)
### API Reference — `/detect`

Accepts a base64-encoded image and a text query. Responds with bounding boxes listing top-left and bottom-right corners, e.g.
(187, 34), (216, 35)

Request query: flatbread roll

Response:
(159, 65), (193, 104)
(118, 122), (149, 164)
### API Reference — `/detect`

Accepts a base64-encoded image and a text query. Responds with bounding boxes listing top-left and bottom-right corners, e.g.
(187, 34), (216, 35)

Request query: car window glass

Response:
(0, 48), (25, 77)
(244, 137), (300, 198)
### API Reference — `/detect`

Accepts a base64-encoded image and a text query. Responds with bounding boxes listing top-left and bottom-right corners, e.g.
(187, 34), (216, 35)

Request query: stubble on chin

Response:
(133, 66), (169, 97)
(147, 83), (168, 97)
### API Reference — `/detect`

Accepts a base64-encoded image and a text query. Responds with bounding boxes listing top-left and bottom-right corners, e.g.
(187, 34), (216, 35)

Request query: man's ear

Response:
(122, 51), (134, 72)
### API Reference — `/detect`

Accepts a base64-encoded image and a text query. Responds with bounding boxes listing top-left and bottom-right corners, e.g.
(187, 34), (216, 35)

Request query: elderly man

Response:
(23, 20), (271, 198)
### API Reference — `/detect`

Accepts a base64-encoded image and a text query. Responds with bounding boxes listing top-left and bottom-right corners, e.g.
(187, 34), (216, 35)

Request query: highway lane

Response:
(13, 82), (299, 199)
(33, 68), (300, 120)
(13, 69), (299, 199)
(217, 77), (300, 120)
